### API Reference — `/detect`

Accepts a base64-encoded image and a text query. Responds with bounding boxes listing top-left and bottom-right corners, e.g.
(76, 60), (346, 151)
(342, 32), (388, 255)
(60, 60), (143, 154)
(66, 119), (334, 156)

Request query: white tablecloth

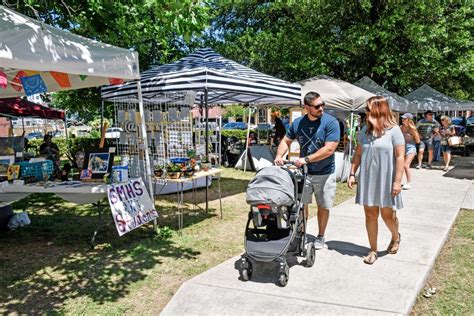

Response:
(0, 181), (108, 204)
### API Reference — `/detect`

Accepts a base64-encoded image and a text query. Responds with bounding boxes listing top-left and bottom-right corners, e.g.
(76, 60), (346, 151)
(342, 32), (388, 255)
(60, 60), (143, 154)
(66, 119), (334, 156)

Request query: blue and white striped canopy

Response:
(101, 48), (301, 105)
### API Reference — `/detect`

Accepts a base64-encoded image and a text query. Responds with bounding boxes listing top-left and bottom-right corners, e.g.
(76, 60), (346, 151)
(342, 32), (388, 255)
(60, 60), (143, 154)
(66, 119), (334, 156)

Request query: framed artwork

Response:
(7, 165), (20, 180)
(82, 149), (114, 179)
(0, 156), (14, 176)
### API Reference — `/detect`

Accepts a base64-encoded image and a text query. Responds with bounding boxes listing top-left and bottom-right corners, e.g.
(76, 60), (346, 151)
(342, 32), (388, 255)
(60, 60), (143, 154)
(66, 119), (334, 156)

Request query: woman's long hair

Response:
(403, 118), (421, 143)
(366, 96), (397, 137)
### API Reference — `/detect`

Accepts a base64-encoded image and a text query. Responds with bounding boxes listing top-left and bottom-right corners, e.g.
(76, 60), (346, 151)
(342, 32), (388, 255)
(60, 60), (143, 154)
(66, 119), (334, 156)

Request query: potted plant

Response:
(201, 156), (211, 171)
(154, 164), (164, 177)
(167, 163), (182, 179)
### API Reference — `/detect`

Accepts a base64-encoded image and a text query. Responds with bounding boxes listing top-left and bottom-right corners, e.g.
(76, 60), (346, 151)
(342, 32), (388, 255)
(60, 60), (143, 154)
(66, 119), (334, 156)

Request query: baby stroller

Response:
(239, 163), (316, 287)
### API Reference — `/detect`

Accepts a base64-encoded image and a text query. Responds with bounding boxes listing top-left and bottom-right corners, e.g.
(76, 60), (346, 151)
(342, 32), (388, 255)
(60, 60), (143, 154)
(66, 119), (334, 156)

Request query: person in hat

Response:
(400, 113), (420, 189)
(416, 110), (440, 169)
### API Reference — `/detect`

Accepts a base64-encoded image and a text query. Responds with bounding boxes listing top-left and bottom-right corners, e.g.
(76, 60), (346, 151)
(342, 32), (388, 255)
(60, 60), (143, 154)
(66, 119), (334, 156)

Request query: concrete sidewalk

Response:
(162, 169), (472, 315)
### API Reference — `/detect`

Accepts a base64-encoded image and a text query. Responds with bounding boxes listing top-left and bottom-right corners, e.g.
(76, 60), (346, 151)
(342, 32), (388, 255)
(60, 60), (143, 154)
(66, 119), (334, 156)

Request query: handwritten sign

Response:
(108, 178), (158, 236)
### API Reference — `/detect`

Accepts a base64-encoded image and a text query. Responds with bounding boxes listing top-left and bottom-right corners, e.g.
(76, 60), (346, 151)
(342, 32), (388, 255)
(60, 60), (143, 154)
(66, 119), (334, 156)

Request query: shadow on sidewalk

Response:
(326, 240), (392, 258)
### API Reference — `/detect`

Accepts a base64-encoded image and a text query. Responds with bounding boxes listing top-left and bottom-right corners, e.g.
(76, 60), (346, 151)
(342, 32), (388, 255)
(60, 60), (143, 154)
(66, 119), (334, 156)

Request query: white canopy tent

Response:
(0, 5), (139, 97)
(295, 75), (375, 111)
(354, 76), (410, 112)
(404, 84), (474, 112)
(0, 6), (155, 213)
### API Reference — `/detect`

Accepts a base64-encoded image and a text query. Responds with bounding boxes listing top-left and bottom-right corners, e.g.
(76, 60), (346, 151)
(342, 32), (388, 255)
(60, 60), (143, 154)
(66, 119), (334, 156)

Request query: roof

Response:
(354, 76), (410, 112)
(101, 47), (301, 105)
(404, 84), (474, 111)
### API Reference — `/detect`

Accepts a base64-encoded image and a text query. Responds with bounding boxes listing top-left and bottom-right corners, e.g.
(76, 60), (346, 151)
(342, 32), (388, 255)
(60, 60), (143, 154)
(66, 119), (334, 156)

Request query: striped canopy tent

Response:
(354, 76), (410, 112)
(404, 84), (474, 112)
(101, 47), (301, 105)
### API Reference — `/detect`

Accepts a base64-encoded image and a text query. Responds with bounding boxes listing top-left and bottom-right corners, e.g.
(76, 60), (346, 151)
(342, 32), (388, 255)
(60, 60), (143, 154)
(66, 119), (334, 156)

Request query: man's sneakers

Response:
(314, 236), (325, 250)
(402, 183), (412, 190)
(426, 164), (432, 169)
(415, 164), (421, 169)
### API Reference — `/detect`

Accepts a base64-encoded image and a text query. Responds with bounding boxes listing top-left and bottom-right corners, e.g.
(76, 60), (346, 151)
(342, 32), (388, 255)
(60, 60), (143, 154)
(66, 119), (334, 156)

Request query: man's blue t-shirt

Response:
(286, 113), (340, 175)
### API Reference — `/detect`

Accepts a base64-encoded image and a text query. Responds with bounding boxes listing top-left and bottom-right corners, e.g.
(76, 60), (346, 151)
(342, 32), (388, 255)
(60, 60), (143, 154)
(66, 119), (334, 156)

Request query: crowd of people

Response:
(274, 91), (458, 265)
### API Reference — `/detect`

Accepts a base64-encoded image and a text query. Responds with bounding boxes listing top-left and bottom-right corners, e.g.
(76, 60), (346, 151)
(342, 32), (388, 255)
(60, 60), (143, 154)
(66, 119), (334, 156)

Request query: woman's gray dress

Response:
(356, 125), (405, 210)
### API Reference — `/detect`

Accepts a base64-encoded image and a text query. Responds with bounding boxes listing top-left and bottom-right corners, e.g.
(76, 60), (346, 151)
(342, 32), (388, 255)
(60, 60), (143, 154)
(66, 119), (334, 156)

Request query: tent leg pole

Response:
(137, 81), (156, 229)
(205, 88), (209, 213)
(100, 100), (104, 136)
(244, 105), (252, 172)
(349, 112), (354, 161)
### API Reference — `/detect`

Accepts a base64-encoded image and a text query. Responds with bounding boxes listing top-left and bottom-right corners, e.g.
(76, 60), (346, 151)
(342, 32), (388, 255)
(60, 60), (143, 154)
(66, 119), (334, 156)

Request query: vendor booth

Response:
(0, 5), (158, 245)
(101, 47), (301, 210)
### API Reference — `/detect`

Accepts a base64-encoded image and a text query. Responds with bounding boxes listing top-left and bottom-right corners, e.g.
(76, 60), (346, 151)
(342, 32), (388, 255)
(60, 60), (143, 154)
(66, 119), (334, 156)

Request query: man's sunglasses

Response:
(307, 102), (325, 110)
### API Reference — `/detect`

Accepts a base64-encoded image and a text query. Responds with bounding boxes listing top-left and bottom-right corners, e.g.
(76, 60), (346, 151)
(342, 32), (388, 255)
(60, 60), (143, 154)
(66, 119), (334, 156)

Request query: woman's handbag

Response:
(448, 136), (462, 147)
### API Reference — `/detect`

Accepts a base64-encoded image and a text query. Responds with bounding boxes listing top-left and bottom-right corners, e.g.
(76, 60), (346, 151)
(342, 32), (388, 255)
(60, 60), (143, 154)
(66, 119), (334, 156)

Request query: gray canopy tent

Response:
(354, 76), (410, 112)
(102, 47), (301, 208)
(404, 84), (474, 112)
(292, 75), (375, 181)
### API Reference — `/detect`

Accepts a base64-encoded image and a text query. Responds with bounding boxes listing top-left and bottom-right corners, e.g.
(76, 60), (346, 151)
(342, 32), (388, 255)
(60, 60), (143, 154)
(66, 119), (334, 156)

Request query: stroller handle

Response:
(282, 160), (308, 174)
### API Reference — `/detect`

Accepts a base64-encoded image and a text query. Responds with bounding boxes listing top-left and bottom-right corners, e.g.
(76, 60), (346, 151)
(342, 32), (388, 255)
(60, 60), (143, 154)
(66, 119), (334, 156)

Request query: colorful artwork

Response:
(0, 156), (14, 176)
(20, 74), (48, 96)
(109, 78), (124, 85)
(12, 71), (27, 91)
(80, 169), (92, 180)
(50, 71), (71, 88)
(88, 153), (111, 173)
(7, 165), (20, 180)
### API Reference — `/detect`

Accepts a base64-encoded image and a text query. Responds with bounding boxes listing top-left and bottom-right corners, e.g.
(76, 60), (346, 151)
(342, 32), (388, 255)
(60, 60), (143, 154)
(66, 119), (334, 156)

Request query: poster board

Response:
(288, 108), (304, 161)
(108, 178), (158, 236)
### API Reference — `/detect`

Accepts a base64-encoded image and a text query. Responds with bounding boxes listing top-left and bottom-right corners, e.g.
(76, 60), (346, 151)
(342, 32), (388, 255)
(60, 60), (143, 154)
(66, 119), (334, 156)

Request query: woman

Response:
(440, 116), (456, 172)
(348, 96), (405, 265)
(400, 113), (420, 189)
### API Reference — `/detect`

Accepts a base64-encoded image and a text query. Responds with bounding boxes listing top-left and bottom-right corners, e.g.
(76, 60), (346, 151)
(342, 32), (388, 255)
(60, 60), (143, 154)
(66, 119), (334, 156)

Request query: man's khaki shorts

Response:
(301, 173), (337, 209)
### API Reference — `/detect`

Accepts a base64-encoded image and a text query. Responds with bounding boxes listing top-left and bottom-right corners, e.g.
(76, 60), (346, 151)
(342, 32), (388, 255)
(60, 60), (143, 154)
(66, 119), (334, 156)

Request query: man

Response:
(39, 134), (61, 176)
(416, 110), (440, 169)
(274, 92), (340, 250)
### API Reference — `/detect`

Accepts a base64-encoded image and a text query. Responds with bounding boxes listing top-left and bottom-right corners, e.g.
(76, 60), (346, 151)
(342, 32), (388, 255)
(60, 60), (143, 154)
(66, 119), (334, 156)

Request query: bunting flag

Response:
(11, 71), (27, 91)
(79, 74), (88, 81)
(20, 74), (48, 96)
(109, 78), (124, 85)
(0, 71), (7, 89)
(50, 71), (71, 88)
(23, 70), (40, 76)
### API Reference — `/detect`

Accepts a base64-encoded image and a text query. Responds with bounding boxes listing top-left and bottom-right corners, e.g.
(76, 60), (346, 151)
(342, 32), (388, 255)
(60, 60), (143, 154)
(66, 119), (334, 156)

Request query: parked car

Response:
(26, 132), (44, 140)
(222, 122), (248, 130)
(105, 127), (123, 138)
(451, 117), (466, 136)
(466, 115), (474, 126)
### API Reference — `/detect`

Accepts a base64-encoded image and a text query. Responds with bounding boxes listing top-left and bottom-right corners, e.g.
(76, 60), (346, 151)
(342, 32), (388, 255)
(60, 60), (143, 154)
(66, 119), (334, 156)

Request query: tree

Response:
(206, 1), (473, 100)
(5, 0), (210, 119)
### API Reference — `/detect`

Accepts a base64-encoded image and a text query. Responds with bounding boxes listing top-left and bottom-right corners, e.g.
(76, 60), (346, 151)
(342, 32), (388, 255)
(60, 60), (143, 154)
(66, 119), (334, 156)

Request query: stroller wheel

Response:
(239, 257), (252, 281)
(278, 272), (289, 287)
(305, 242), (316, 267)
(240, 268), (251, 281)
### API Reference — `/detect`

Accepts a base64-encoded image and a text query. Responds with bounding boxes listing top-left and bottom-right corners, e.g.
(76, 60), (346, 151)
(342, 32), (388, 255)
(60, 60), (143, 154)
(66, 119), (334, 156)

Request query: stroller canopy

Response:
(246, 166), (295, 206)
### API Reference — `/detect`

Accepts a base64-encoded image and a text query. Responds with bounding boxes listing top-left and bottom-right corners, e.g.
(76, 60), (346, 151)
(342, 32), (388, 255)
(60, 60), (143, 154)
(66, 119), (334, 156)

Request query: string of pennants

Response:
(0, 69), (124, 96)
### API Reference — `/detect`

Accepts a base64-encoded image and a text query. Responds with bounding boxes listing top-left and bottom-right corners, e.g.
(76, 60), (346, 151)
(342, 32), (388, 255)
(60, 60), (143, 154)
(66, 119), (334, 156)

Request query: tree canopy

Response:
(206, 0), (473, 100)
(5, 1), (473, 121)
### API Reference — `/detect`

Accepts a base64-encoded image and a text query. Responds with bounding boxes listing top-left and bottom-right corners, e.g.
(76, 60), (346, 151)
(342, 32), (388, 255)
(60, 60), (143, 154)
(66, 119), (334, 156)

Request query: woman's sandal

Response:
(363, 251), (378, 265)
(387, 233), (401, 254)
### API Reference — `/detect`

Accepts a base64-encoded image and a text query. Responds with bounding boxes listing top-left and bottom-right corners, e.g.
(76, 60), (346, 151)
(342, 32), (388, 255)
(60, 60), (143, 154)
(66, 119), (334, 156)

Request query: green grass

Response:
(0, 168), (354, 314)
(411, 209), (474, 315)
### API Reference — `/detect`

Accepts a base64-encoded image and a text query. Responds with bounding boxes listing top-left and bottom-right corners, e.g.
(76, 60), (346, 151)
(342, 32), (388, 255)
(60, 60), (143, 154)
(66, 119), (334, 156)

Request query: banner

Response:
(108, 178), (158, 236)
